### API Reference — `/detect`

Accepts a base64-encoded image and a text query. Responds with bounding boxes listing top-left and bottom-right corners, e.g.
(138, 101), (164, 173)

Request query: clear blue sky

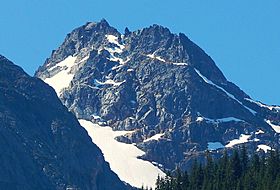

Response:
(0, 0), (279, 105)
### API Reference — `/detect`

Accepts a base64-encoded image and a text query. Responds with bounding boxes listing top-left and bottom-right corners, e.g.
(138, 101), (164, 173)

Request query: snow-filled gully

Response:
(79, 119), (166, 189)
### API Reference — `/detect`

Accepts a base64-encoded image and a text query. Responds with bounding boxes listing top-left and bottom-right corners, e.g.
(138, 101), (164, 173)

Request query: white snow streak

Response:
(194, 69), (257, 115)
(143, 133), (164, 143)
(196, 116), (244, 123)
(79, 55), (90, 63)
(111, 64), (124, 70)
(172, 62), (188, 66)
(245, 98), (280, 112)
(79, 120), (166, 189)
(93, 79), (125, 87)
(255, 130), (265, 135)
(104, 46), (123, 55)
(146, 52), (189, 67)
(147, 53), (166, 62)
(265, 120), (280, 133)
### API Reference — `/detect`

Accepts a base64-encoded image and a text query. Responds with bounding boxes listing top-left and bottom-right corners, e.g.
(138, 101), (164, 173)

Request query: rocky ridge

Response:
(0, 54), (129, 190)
(36, 19), (280, 171)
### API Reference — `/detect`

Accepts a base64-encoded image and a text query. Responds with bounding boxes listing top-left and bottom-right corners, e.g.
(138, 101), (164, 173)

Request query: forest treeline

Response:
(142, 147), (280, 190)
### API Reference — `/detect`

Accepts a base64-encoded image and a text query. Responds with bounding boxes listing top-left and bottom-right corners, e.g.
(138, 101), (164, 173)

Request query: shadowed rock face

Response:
(0, 55), (128, 190)
(36, 19), (280, 170)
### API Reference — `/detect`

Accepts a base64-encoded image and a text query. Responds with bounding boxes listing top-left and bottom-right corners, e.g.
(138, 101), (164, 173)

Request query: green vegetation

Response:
(144, 147), (280, 190)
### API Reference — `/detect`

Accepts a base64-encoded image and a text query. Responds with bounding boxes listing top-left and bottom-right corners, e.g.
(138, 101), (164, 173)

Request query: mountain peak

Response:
(84, 19), (110, 30)
(36, 21), (280, 184)
(100, 18), (109, 25)
(139, 23), (172, 37)
(150, 23), (170, 31)
(83, 18), (114, 32)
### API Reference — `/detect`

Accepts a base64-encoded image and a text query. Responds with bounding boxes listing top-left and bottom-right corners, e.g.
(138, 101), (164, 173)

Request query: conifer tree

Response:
(154, 148), (280, 190)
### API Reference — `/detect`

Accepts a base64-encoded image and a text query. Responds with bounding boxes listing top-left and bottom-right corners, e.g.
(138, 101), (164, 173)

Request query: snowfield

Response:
(225, 134), (251, 148)
(44, 55), (89, 96)
(79, 119), (166, 189)
(44, 56), (77, 95)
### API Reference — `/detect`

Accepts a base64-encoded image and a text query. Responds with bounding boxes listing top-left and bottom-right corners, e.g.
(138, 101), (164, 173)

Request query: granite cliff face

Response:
(0, 55), (128, 190)
(36, 19), (280, 171)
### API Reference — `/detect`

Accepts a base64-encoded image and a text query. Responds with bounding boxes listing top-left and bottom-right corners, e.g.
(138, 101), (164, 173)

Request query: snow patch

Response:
(194, 69), (257, 115)
(103, 35), (129, 68)
(93, 79), (125, 87)
(172, 62), (188, 66)
(265, 120), (280, 133)
(91, 114), (101, 120)
(106, 34), (118, 43)
(108, 56), (130, 67)
(257, 144), (272, 153)
(196, 116), (204, 122)
(111, 64), (124, 70)
(253, 138), (260, 142)
(207, 142), (224, 150)
(255, 130), (265, 135)
(44, 56), (77, 96)
(104, 46), (123, 55)
(106, 34), (125, 50)
(225, 134), (251, 148)
(143, 133), (164, 143)
(79, 120), (165, 189)
(147, 53), (166, 62)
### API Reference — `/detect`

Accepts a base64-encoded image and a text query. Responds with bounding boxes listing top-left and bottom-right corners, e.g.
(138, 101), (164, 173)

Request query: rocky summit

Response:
(36, 19), (280, 175)
(0, 55), (128, 190)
